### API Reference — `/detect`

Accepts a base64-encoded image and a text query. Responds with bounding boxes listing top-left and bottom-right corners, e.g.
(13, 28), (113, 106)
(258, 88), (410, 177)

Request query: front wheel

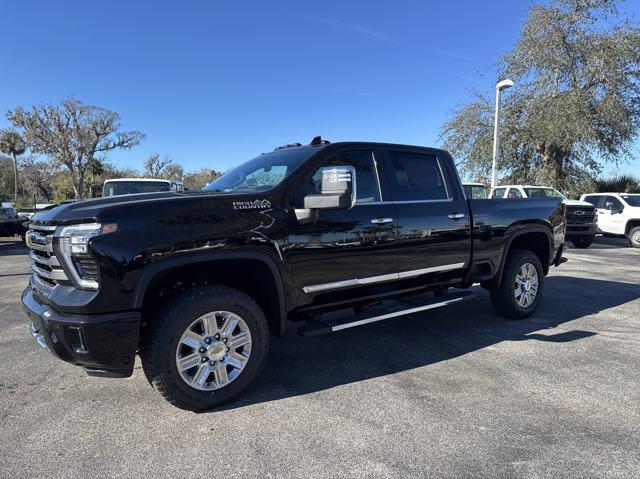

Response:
(141, 285), (270, 411)
(628, 226), (640, 248)
(571, 235), (594, 249)
(490, 250), (544, 320)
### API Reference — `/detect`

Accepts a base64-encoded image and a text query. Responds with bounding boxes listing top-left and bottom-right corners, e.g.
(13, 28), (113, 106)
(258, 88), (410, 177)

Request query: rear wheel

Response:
(490, 250), (544, 320)
(571, 235), (593, 248)
(629, 226), (640, 248)
(141, 285), (270, 411)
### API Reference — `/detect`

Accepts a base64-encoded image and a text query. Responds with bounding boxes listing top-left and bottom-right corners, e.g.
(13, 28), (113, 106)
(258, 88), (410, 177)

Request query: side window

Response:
(605, 196), (624, 211)
(493, 188), (506, 198)
(583, 195), (602, 208)
(385, 152), (448, 201)
(299, 150), (380, 205)
(507, 188), (523, 198)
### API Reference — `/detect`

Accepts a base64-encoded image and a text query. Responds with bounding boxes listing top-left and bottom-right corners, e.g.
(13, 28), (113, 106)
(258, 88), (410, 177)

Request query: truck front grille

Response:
(566, 205), (595, 224)
(27, 224), (69, 294)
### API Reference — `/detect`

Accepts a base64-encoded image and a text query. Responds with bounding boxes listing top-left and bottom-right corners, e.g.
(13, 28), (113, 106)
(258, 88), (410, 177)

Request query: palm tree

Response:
(0, 130), (26, 202)
(595, 175), (640, 193)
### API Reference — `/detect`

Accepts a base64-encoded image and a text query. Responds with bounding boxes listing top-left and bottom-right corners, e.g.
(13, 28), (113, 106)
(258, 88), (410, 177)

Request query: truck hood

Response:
(29, 190), (252, 224)
(562, 198), (593, 207)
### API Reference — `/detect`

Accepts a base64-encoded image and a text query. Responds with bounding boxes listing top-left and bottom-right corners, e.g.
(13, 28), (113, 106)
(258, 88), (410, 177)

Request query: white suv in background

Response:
(580, 193), (640, 248)
(491, 185), (597, 248)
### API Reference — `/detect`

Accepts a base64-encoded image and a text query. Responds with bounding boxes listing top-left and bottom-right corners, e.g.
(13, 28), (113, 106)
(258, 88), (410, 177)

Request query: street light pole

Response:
(491, 79), (514, 189)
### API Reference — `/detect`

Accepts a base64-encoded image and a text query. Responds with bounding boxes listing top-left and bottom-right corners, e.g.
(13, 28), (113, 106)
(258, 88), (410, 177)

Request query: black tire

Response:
(571, 235), (594, 249)
(490, 250), (544, 320)
(140, 285), (270, 411)
(629, 226), (640, 248)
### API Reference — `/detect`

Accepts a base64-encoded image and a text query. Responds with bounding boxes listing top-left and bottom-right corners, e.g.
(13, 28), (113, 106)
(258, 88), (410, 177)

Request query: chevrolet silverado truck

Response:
(581, 192), (640, 247)
(23, 139), (566, 410)
(491, 185), (596, 248)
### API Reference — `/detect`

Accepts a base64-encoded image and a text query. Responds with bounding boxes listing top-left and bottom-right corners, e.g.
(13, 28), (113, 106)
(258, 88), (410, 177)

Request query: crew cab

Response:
(580, 193), (640, 248)
(22, 139), (566, 410)
(491, 185), (596, 248)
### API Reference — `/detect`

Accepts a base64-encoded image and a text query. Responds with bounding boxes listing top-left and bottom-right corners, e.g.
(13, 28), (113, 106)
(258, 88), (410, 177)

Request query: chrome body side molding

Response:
(302, 262), (466, 294)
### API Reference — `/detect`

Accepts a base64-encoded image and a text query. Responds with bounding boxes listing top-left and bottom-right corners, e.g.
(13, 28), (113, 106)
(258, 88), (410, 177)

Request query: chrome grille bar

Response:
(31, 263), (68, 281)
(29, 250), (61, 267)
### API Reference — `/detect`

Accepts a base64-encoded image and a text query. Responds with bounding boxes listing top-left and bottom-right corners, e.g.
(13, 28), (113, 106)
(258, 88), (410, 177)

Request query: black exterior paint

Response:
(22, 142), (565, 376)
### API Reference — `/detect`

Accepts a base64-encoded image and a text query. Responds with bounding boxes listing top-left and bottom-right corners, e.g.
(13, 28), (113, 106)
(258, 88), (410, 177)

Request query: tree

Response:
(0, 130), (26, 202)
(161, 163), (184, 182)
(6, 98), (144, 199)
(441, 0), (640, 197)
(183, 168), (222, 190)
(144, 153), (173, 178)
(595, 174), (640, 193)
(20, 157), (56, 202)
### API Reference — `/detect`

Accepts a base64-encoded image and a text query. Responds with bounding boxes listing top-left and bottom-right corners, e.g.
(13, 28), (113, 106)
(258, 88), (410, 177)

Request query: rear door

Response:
(380, 149), (471, 281)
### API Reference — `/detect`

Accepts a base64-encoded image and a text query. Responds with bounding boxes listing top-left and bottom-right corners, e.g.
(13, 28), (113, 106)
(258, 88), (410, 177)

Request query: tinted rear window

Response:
(386, 152), (448, 201)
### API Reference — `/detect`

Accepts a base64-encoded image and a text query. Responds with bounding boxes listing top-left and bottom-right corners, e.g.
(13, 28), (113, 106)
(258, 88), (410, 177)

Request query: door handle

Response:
(448, 213), (466, 220)
(370, 217), (394, 224)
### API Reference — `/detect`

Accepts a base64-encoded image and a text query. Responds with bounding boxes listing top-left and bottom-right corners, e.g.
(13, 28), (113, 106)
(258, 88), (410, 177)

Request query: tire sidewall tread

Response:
(490, 250), (544, 320)
(140, 285), (270, 411)
(629, 226), (640, 248)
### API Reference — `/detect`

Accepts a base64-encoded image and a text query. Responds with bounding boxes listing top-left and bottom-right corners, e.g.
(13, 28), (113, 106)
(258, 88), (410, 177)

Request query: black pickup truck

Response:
(23, 139), (566, 410)
(0, 207), (28, 240)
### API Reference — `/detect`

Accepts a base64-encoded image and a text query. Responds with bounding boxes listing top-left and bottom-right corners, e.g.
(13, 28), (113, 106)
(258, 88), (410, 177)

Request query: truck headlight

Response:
(57, 223), (116, 290)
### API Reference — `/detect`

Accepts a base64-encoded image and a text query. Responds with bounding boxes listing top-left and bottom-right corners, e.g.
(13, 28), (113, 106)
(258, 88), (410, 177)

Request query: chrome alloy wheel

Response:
(175, 311), (252, 391)
(514, 263), (539, 308)
(632, 230), (640, 244)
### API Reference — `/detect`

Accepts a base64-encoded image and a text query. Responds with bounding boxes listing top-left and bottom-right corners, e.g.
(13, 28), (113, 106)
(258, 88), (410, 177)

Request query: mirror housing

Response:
(605, 201), (623, 213)
(303, 166), (355, 210)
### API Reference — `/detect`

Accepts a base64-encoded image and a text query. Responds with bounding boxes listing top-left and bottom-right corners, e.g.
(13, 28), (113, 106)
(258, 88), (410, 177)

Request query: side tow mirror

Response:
(303, 166), (355, 210)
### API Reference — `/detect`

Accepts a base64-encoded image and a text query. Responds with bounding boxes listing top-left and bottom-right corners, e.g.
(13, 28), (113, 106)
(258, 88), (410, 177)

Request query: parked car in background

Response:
(0, 206), (29, 241)
(462, 182), (488, 199)
(102, 178), (185, 197)
(491, 185), (596, 248)
(23, 139), (566, 410)
(580, 193), (640, 248)
(17, 204), (55, 220)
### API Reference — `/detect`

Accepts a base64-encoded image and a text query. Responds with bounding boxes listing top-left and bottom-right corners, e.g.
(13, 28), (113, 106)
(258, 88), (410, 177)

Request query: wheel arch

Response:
(133, 251), (288, 336)
(494, 225), (553, 288)
(625, 219), (640, 237)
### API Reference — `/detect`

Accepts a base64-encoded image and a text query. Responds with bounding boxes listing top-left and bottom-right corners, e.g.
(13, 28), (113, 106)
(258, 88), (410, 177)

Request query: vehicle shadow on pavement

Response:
(211, 276), (640, 412)
(588, 237), (633, 249)
(0, 239), (28, 257)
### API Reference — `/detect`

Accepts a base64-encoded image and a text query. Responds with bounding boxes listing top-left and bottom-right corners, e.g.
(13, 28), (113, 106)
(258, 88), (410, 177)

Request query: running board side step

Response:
(298, 290), (475, 337)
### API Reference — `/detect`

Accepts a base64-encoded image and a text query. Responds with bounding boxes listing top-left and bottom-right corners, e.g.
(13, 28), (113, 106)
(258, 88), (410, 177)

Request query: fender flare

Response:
(132, 250), (288, 336)
(495, 225), (554, 287)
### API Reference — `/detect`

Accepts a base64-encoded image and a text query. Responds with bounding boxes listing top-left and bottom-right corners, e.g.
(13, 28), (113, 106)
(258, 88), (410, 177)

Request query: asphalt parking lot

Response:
(1, 237), (639, 478)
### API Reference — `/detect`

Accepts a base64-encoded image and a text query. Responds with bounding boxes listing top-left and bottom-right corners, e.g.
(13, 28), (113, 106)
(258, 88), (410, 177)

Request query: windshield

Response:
(621, 195), (640, 207)
(524, 187), (565, 199)
(103, 181), (171, 196)
(204, 147), (315, 193)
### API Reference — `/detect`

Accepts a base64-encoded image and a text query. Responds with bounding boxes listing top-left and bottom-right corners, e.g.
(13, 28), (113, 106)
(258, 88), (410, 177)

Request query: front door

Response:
(286, 149), (397, 302)
(598, 195), (626, 234)
(380, 149), (471, 281)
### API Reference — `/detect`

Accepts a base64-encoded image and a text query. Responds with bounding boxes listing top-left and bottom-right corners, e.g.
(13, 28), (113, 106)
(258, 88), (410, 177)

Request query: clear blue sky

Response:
(1, 0), (638, 177)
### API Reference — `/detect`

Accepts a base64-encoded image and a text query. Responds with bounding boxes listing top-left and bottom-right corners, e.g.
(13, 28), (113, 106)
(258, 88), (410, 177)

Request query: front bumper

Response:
(566, 222), (596, 237)
(22, 288), (140, 378)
